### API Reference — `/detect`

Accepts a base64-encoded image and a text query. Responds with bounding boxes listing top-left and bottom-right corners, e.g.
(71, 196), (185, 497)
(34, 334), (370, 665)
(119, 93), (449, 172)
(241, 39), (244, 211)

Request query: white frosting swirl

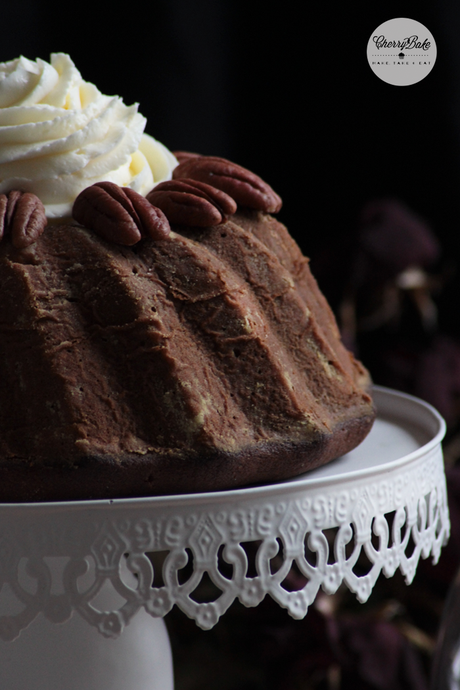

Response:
(0, 54), (177, 217)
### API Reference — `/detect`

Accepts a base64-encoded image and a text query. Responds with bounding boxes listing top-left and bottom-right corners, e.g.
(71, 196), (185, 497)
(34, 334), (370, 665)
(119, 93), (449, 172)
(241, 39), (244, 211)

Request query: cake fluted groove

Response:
(233, 211), (371, 391)
(176, 216), (371, 421)
(48, 225), (260, 456)
(1, 224), (278, 461)
(145, 229), (329, 440)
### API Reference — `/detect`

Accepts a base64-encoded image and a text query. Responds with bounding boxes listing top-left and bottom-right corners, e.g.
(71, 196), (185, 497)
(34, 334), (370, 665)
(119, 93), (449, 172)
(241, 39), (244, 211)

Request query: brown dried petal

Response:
(173, 155), (282, 213)
(73, 182), (170, 246)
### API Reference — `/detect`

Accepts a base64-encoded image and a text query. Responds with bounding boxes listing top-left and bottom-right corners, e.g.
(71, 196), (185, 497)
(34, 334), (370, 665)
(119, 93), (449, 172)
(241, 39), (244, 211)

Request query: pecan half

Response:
(147, 178), (237, 227)
(73, 182), (170, 246)
(173, 156), (282, 213)
(172, 151), (202, 164)
(0, 191), (47, 248)
(0, 195), (7, 243)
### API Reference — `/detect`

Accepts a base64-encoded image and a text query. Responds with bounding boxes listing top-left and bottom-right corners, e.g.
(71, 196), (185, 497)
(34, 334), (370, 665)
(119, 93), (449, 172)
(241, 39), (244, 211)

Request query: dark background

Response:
(3, 3), (460, 688)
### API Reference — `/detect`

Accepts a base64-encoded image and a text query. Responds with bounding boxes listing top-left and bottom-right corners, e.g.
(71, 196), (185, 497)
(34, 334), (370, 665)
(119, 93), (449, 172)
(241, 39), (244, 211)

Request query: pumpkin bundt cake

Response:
(0, 54), (375, 501)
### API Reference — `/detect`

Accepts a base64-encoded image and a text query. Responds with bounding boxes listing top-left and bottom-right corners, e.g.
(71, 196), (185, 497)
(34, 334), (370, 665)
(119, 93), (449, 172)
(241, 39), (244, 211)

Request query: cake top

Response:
(0, 53), (282, 248)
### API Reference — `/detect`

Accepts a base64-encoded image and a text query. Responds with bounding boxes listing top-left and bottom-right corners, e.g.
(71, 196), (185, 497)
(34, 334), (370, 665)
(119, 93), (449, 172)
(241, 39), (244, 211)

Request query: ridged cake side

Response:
(0, 211), (374, 500)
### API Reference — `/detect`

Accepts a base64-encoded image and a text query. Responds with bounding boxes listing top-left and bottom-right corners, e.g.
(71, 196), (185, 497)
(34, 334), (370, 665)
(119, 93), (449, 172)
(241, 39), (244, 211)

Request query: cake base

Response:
(0, 414), (374, 502)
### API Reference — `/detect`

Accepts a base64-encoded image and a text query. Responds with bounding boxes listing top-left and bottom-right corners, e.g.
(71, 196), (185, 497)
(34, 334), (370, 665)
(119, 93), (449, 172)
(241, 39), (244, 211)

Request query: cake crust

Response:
(0, 415), (375, 502)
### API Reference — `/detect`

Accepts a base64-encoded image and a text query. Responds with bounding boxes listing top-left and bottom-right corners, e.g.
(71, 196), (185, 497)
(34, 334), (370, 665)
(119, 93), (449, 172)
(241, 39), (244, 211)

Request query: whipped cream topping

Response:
(0, 54), (177, 218)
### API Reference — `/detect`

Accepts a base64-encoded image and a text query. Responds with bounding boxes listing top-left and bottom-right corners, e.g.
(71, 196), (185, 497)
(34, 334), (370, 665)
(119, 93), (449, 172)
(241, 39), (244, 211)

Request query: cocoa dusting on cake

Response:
(0, 54), (375, 501)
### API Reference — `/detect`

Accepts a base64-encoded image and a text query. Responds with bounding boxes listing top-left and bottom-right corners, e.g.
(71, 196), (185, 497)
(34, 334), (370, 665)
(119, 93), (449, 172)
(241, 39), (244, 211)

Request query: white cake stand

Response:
(0, 387), (449, 690)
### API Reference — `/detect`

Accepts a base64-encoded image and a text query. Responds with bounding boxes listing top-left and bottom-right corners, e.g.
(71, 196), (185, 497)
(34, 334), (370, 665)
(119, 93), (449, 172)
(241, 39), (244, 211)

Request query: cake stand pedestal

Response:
(0, 387), (449, 690)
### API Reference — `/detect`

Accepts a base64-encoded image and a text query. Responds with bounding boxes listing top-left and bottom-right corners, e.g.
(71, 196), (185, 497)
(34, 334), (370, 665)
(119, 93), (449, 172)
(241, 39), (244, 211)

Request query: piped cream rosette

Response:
(0, 53), (177, 218)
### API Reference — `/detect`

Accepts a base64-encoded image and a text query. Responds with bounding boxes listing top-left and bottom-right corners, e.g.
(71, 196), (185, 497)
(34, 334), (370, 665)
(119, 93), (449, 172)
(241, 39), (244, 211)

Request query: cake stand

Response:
(0, 386), (449, 690)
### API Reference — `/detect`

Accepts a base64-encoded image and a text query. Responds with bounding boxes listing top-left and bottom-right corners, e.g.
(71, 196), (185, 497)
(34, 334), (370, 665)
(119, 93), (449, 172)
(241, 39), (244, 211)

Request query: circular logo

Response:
(367, 18), (436, 86)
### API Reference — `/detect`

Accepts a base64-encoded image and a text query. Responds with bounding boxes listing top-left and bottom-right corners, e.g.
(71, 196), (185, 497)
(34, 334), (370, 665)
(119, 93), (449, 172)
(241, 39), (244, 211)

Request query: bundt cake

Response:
(0, 54), (375, 501)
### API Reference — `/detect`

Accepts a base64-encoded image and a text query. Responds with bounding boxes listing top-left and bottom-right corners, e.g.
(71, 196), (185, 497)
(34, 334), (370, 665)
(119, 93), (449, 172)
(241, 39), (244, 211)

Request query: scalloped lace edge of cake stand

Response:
(0, 452), (450, 640)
